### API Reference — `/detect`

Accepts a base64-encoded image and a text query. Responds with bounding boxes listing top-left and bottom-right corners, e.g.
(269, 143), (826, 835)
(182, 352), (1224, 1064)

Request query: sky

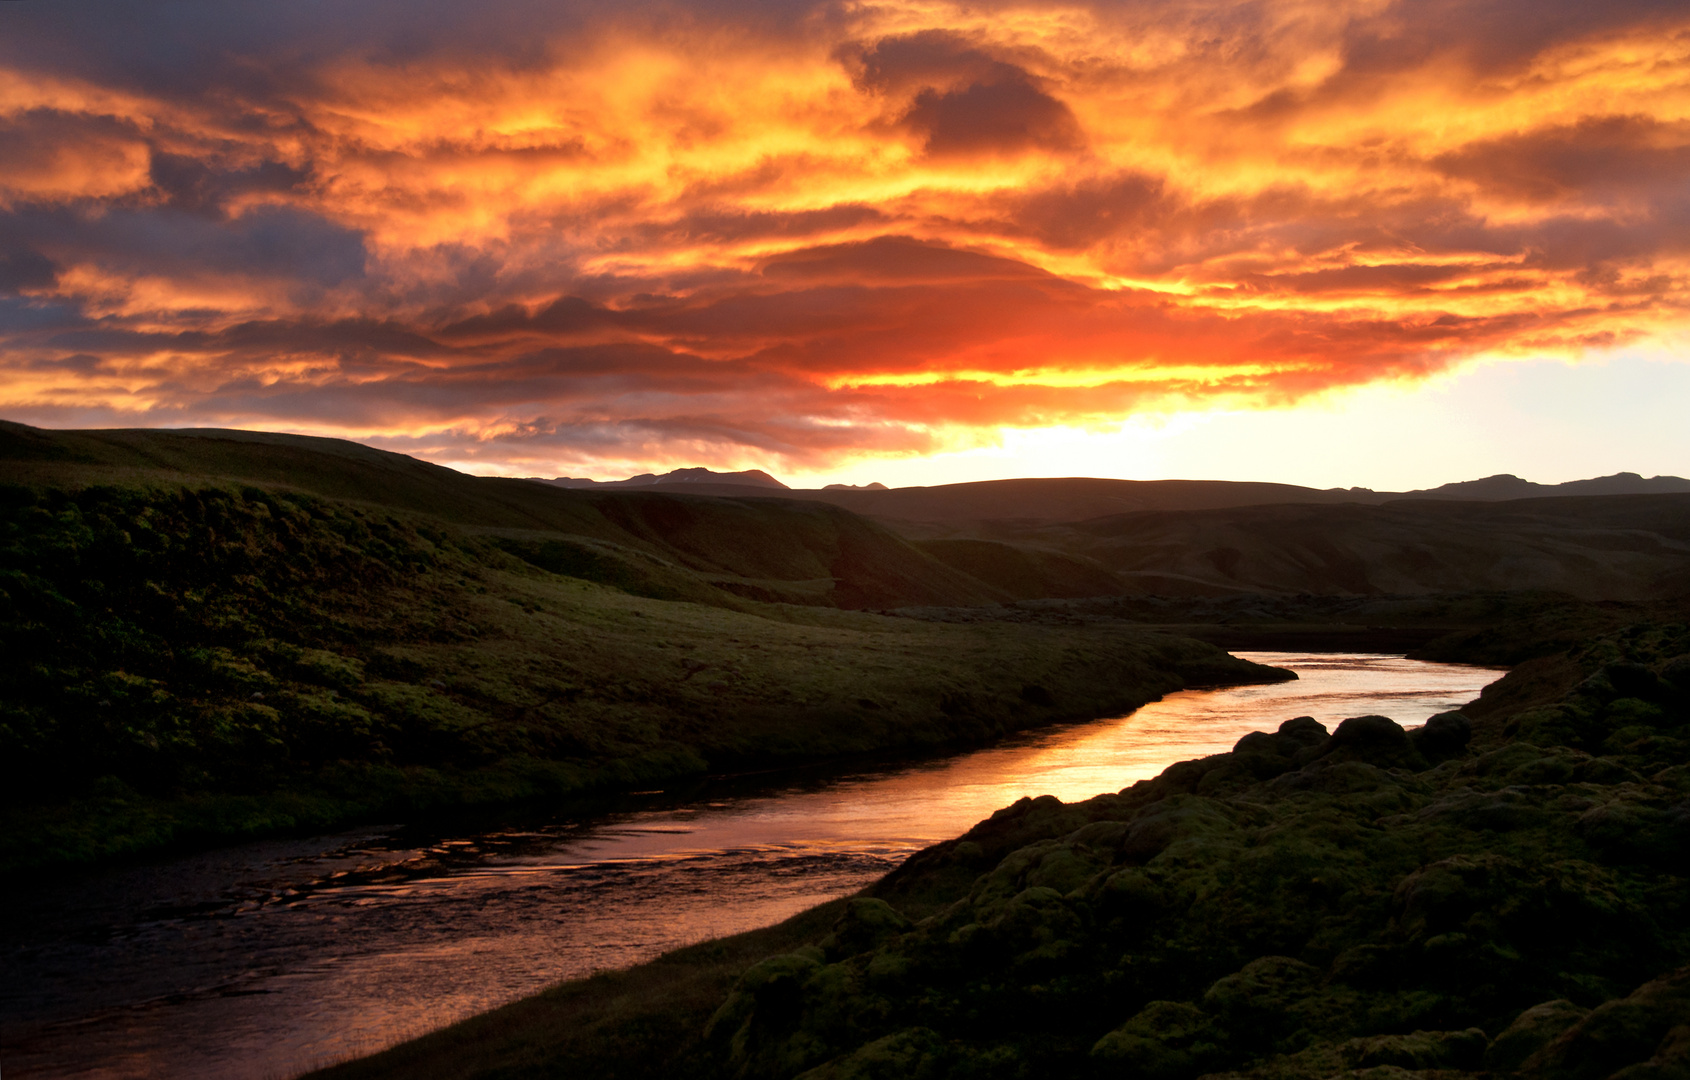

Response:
(1, 0), (1687, 489)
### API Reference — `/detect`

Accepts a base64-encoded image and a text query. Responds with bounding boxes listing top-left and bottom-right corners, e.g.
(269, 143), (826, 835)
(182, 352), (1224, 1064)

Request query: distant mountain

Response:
(786, 477), (1368, 526)
(787, 473), (1690, 527)
(522, 468), (1690, 528)
(1406, 472), (1690, 500)
(539, 466), (788, 491)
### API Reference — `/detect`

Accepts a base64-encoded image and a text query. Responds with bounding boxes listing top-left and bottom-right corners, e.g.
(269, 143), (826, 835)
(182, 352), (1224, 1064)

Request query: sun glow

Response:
(2, 0), (1688, 476)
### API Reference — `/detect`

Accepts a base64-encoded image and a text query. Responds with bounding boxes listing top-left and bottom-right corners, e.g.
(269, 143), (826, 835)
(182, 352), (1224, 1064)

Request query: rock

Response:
(1320, 715), (1426, 769)
(1092, 1000), (1226, 1080)
(1577, 798), (1690, 867)
(1411, 711), (1473, 763)
(1488, 1000), (1592, 1070)
(798, 1027), (950, 1080)
(1118, 800), (1234, 863)
(1524, 967), (1690, 1080)
(698, 621), (1690, 1080)
(819, 898), (910, 961)
(1278, 716), (1329, 747)
(704, 950), (828, 1073)
(1202, 956), (1324, 1048)
(1342, 1027), (1489, 1070)
(1606, 664), (1665, 702)
(1658, 654), (1690, 693)
(1235, 730), (1285, 756)
(1098, 866), (1168, 917)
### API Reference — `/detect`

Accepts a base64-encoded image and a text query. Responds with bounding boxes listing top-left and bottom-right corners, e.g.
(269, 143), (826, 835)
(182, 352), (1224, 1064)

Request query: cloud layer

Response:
(2, 0), (1688, 475)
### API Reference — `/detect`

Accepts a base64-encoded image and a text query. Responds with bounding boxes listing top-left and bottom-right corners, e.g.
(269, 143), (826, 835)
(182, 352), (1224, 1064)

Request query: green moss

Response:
(327, 620), (1688, 1080)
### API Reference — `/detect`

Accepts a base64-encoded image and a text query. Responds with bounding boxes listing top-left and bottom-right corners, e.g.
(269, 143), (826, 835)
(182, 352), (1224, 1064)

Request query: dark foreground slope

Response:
(313, 616), (1690, 1080)
(0, 433), (1285, 872)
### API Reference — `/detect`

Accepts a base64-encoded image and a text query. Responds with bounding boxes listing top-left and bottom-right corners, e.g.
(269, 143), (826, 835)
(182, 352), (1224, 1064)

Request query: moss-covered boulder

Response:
(689, 621), (1690, 1079)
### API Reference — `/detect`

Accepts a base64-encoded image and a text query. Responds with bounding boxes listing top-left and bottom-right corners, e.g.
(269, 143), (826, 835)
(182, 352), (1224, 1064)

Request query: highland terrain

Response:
(5, 420), (1689, 1080)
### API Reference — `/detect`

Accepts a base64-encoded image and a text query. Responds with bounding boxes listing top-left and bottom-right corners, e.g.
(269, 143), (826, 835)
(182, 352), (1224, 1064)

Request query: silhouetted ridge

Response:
(539, 467), (789, 490)
(1411, 471), (1690, 500)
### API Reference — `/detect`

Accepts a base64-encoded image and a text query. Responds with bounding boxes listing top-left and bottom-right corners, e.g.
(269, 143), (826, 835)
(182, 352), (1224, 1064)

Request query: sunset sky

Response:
(2, 0), (1687, 489)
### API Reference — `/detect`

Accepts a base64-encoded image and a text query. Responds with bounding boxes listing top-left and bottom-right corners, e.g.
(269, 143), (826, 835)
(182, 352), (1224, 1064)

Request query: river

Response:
(0, 653), (1501, 1079)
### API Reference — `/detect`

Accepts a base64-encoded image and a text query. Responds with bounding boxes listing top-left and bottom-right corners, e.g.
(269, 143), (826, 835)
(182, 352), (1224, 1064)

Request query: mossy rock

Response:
(1488, 1000), (1591, 1070)
(1093, 999), (1226, 1079)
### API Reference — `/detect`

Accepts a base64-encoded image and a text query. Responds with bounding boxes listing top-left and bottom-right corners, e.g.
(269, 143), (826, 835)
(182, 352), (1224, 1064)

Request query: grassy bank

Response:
(311, 613), (1690, 1080)
(0, 481), (1284, 873)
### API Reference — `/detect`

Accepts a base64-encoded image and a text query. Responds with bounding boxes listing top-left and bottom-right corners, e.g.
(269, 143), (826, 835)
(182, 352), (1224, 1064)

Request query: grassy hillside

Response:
(310, 612), (1690, 1080)
(0, 439), (1287, 872)
(982, 497), (1690, 600)
(674, 473), (1690, 524)
(0, 421), (1001, 610)
(11, 423), (1687, 607)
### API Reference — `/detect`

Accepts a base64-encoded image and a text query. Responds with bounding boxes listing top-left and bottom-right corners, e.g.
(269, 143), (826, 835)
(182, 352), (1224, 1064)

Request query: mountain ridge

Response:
(537, 467), (789, 491)
(525, 465), (1690, 527)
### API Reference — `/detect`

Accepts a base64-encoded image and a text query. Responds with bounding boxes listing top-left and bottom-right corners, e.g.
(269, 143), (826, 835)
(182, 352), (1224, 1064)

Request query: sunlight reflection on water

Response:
(1, 653), (1501, 1080)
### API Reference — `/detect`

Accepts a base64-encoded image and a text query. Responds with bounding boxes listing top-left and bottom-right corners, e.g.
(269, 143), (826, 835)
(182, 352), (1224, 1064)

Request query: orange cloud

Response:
(1, 0), (1687, 474)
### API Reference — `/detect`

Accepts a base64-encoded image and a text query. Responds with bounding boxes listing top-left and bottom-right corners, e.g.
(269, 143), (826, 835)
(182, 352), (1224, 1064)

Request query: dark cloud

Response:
(761, 236), (1053, 283)
(848, 30), (1019, 93)
(636, 204), (887, 247)
(0, 247), (59, 293)
(846, 30), (1084, 157)
(1000, 173), (1167, 250)
(904, 77), (1084, 157)
(148, 151), (314, 215)
(437, 297), (616, 341)
(0, 0), (826, 104)
(2, 205), (366, 288)
(25, 353), (105, 374)
(1433, 115), (1690, 202)
(1332, 0), (1690, 75)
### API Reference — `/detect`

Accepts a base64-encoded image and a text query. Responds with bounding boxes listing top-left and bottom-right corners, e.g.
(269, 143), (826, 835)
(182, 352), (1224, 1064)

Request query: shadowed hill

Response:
(782, 477), (1374, 527)
(0, 421), (996, 610)
(0, 425), (1292, 872)
(963, 496), (1690, 601)
(539, 467), (789, 490)
(563, 473), (1690, 532)
(1415, 471), (1690, 501)
(623, 473), (1690, 532)
(7, 422), (1687, 605)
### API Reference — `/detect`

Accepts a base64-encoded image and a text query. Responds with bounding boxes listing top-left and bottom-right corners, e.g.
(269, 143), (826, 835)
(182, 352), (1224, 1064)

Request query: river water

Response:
(1, 653), (1501, 1079)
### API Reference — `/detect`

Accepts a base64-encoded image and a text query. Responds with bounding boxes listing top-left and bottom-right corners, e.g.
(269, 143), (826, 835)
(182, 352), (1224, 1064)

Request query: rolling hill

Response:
(516, 468), (1690, 531)
(0, 421), (997, 610)
(961, 496), (1690, 601)
(7, 421), (1687, 608)
(0, 420), (1291, 871)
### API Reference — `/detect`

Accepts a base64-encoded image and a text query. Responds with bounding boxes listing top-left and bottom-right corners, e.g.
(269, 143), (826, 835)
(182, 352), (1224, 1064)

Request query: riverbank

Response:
(6, 426), (1664, 878)
(310, 615), (1690, 1080)
(0, 481), (1293, 875)
(3, 654), (1496, 1080)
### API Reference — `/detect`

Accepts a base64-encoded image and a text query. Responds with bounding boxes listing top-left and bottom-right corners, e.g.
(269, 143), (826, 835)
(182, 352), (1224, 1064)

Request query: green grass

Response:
(0, 420), (1002, 609)
(304, 615), (1690, 1080)
(0, 476), (1283, 873)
